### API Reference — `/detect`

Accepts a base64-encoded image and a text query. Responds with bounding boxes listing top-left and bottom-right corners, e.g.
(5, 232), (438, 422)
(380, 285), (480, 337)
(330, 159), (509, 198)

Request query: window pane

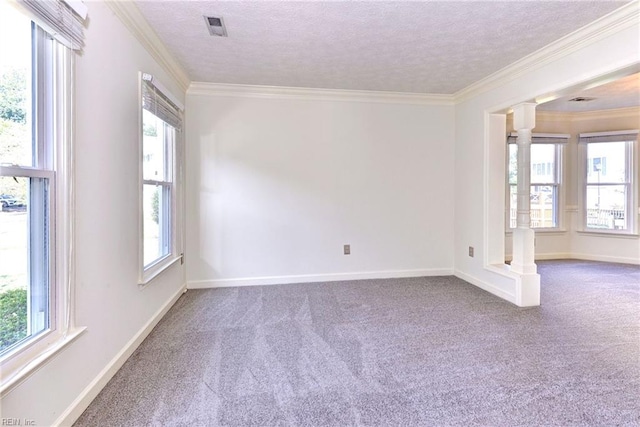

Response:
(531, 185), (556, 228)
(531, 144), (555, 184)
(0, 4), (33, 167)
(509, 184), (557, 229)
(508, 144), (558, 229)
(587, 142), (626, 184)
(508, 184), (517, 228)
(509, 144), (557, 184)
(508, 145), (517, 185)
(586, 185), (627, 230)
(142, 110), (169, 182)
(0, 176), (49, 355)
(143, 184), (170, 267)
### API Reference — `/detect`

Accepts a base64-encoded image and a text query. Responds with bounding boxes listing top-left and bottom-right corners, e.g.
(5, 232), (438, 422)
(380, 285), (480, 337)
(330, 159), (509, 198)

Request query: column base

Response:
(511, 228), (537, 275)
(516, 273), (541, 307)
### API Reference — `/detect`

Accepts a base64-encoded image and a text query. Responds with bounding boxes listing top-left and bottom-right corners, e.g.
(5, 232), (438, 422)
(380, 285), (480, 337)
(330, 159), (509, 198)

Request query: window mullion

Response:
(0, 166), (54, 179)
(143, 179), (171, 186)
(590, 182), (631, 186)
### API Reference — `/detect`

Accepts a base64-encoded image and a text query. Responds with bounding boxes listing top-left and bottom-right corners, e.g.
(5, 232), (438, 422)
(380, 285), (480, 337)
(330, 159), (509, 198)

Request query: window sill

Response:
(576, 230), (639, 239)
(1, 326), (87, 397)
(506, 228), (567, 235)
(139, 255), (182, 288)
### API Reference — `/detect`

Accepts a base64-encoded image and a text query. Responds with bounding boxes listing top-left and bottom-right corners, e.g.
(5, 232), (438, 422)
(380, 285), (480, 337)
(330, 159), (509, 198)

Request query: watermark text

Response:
(1, 419), (36, 426)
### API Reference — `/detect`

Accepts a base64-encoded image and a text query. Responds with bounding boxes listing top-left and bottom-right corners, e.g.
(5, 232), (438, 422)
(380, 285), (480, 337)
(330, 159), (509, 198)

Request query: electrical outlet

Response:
(344, 244), (351, 255)
(468, 246), (474, 257)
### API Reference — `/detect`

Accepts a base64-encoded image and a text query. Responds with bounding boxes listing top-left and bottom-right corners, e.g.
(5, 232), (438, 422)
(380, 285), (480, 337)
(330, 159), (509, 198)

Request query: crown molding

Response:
(188, 82), (454, 106)
(567, 106), (640, 122)
(537, 106), (640, 122)
(454, 1), (640, 104)
(106, 1), (190, 93)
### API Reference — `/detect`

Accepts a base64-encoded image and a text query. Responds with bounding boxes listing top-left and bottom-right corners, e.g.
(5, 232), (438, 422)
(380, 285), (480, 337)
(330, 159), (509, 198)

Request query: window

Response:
(142, 109), (173, 267)
(0, 5), (54, 359)
(0, 0), (86, 392)
(140, 74), (183, 283)
(507, 133), (567, 229)
(580, 131), (637, 233)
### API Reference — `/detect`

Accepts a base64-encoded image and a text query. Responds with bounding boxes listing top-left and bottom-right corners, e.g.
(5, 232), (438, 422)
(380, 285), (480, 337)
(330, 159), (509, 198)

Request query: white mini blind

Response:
(578, 130), (639, 144)
(507, 133), (570, 144)
(142, 74), (183, 132)
(18, 0), (87, 51)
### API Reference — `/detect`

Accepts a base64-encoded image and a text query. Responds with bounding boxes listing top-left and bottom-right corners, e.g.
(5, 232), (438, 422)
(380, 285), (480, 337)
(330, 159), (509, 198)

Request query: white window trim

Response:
(578, 132), (638, 235)
(138, 73), (183, 287)
(505, 136), (566, 231)
(0, 34), (85, 397)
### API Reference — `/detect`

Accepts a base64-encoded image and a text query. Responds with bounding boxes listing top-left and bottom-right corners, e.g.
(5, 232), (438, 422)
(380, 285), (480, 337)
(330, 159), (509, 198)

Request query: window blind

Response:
(507, 133), (570, 144)
(18, 0), (87, 51)
(578, 130), (638, 144)
(142, 75), (183, 132)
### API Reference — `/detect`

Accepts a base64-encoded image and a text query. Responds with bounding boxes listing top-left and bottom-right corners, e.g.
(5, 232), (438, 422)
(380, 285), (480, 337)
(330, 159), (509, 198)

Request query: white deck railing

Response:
(509, 204), (554, 229)
(586, 208), (625, 229)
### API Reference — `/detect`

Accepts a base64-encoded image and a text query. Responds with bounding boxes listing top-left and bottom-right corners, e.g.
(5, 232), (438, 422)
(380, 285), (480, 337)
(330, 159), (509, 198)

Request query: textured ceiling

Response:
(135, 0), (630, 94)
(538, 73), (640, 112)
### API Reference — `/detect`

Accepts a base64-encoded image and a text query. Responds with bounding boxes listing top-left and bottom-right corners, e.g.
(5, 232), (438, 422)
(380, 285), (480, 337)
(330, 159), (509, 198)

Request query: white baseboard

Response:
(505, 252), (639, 265)
(187, 268), (454, 289)
(54, 283), (187, 427)
(534, 252), (573, 261)
(569, 253), (640, 265)
(504, 253), (571, 262)
(454, 270), (517, 304)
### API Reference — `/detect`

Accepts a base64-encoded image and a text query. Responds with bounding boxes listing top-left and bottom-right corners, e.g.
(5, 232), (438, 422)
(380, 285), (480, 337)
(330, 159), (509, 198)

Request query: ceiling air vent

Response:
(204, 15), (227, 37)
(568, 96), (596, 102)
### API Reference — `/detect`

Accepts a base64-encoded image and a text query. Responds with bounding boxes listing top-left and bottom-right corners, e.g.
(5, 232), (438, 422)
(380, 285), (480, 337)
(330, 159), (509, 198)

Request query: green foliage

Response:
(0, 288), (27, 351)
(151, 189), (159, 224)
(0, 67), (30, 203)
(143, 123), (157, 137)
(0, 119), (29, 202)
(0, 67), (28, 124)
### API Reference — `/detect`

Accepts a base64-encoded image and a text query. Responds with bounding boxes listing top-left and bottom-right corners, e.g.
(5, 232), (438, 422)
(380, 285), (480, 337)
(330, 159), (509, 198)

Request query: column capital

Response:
(512, 102), (537, 131)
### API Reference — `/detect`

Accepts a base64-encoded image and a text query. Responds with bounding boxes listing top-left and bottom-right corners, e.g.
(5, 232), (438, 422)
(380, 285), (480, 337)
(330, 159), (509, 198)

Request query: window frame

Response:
(506, 134), (566, 232)
(578, 131), (638, 235)
(0, 13), (85, 396)
(138, 74), (183, 286)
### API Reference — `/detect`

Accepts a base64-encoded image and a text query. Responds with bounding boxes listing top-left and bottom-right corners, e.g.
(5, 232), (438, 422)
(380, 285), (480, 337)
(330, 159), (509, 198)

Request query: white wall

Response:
(455, 19), (640, 300)
(186, 93), (455, 287)
(0, 3), (186, 425)
(505, 108), (640, 264)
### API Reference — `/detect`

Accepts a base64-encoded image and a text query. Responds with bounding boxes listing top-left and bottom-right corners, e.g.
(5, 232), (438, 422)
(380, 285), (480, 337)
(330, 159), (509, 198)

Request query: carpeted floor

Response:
(74, 260), (640, 426)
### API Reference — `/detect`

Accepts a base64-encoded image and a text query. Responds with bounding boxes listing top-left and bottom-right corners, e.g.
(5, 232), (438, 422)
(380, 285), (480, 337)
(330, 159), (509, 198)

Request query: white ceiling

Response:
(135, 0), (630, 94)
(538, 72), (640, 112)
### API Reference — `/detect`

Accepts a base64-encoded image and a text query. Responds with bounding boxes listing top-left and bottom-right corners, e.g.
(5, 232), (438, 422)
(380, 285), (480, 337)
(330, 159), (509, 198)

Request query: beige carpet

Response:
(75, 260), (640, 426)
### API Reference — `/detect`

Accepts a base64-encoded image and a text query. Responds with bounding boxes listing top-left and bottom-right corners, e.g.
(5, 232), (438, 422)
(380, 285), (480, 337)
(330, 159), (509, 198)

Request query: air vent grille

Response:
(207, 17), (222, 27)
(568, 97), (596, 102)
(204, 15), (227, 37)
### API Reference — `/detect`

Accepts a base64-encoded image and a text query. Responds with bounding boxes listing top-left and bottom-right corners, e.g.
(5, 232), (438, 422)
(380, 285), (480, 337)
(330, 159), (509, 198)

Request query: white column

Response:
(510, 103), (540, 306)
